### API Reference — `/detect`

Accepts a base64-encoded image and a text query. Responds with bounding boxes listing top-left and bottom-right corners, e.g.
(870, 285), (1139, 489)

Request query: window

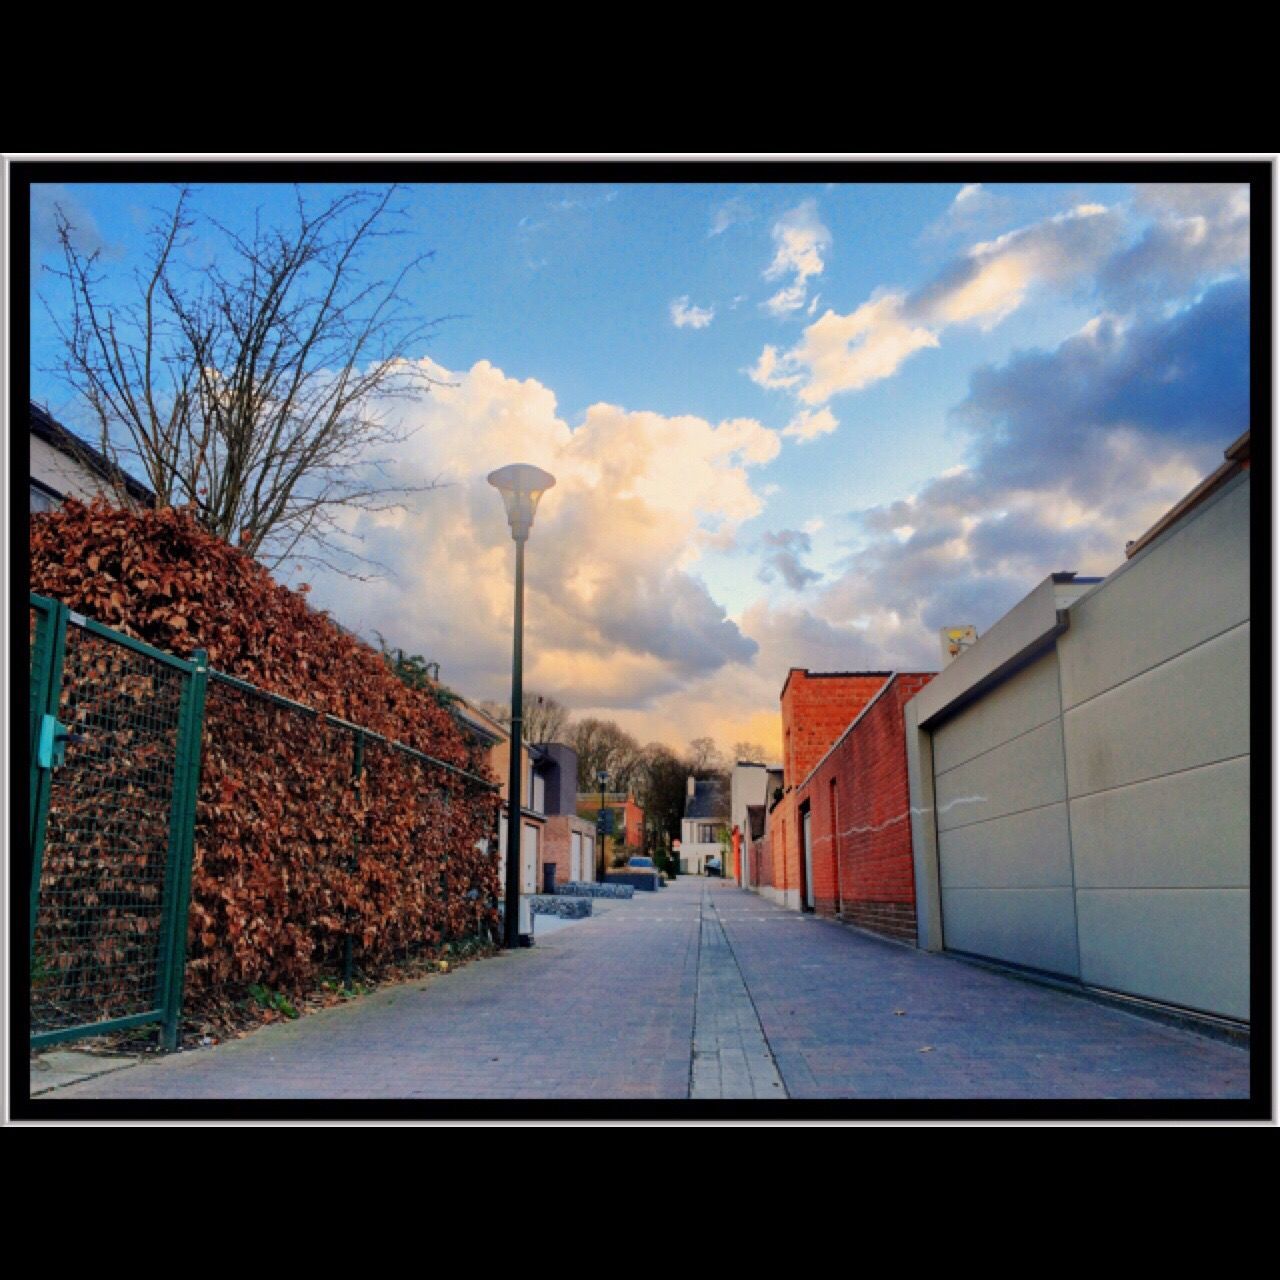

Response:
(30, 480), (61, 512)
(698, 823), (722, 844)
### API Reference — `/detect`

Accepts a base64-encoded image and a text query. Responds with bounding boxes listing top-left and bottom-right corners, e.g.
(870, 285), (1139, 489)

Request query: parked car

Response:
(705, 856), (722, 877)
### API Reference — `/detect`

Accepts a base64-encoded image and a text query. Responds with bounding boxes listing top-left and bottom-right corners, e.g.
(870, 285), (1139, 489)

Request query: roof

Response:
(450, 697), (507, 746)
(685, 777), (728, 820)
(1125, 429), (1250, 560)
(30, 401), (156, 506)
(779, 667), (895, 701)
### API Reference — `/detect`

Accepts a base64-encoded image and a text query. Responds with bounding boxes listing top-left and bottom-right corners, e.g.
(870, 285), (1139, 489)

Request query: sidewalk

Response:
(35, 878), (1249, 1102)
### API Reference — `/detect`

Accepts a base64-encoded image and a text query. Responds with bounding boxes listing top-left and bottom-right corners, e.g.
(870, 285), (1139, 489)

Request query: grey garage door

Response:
(931, 647), (1079, 979)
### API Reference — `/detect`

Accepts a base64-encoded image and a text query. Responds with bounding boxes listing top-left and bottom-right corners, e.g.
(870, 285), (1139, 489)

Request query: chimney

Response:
(687, 775), (697, 799)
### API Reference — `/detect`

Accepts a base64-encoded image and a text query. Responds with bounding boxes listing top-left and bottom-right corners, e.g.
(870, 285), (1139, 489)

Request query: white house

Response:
(680, 776), (729, 875)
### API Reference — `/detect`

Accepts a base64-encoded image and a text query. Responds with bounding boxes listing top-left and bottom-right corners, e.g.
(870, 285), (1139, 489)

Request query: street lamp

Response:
(488, 463), (556, 948)
(596, 768), (609, 882)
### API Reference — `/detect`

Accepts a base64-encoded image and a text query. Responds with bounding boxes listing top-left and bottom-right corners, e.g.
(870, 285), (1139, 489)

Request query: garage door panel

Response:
(941, 887), (1080, 978)
(936, 719), (1066, 833)
(938, 803), (1071, 889)
(1076, 888), (1248, 1021)
(1059, 476), (1249, 711)
(1070, 757), (1249, 890)
(933, 650), (1062, 776)
(1063, 622), (1249, 797)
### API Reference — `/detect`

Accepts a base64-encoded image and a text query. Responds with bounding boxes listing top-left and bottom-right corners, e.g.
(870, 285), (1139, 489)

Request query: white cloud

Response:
(763, 200), (831, 316)
(669, 295), (715, 329)
(782, 407), (840, 443)
(771, 294), (940, 405)
(308, 358), (780, 719)
(750, 201), (1123, 406)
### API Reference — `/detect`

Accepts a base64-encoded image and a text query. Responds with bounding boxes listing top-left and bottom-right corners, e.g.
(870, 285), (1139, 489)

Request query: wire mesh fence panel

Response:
(190, 678), (359, 995)
(31, 618), (195, 1042)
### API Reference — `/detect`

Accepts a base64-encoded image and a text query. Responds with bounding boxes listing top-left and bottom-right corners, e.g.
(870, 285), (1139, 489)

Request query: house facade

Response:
(30, 401), (155, 512)
(729, 761), (773, 886)
(680, 776), (729, 875)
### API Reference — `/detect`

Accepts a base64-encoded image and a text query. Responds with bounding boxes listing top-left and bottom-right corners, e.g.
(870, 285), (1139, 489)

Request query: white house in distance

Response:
(680, 776), (729, 875)
(730, 760), (775, 886)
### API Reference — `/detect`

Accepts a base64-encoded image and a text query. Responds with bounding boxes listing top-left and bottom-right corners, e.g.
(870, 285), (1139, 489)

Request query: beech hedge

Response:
(30, 499), (503, 1005)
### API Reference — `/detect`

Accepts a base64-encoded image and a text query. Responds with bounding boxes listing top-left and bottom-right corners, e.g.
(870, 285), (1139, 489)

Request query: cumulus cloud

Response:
(763, 293), (940, 405)
(759, 529), (822, 591)
(781, 406), (839, 443)
(763, 200), (831, 317)
(751, 200), (1125, 406)
(804, 277), (1250, 668)
(307, 358), (779, 718)
(670, 295), (715, 329)
(1100, 182), (1250, 308)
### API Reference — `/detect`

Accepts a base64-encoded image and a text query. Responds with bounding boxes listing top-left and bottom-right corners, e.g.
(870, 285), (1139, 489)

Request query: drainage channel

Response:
(690, 887), (787, 1099)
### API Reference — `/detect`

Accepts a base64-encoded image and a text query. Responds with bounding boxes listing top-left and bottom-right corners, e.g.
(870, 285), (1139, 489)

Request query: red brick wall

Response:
(624, 795), (645, 847)
(543, 814), (597, 885)
(775, 670), (891, 895)
(793, 673), (934, 941)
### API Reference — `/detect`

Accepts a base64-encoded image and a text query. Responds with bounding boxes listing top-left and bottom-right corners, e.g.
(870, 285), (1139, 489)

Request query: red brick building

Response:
(792, 672), (933, 941)
(761, 670), (895, 909)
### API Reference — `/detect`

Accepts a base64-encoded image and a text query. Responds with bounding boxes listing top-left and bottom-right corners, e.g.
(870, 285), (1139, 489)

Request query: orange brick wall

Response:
(774, 670), (891, 895)
(794, 673), (934, 940)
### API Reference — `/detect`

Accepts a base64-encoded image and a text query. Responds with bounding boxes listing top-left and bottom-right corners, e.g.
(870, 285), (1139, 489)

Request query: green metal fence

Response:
(28, 594), (206, 1050)
(29, 592), (502, 1052)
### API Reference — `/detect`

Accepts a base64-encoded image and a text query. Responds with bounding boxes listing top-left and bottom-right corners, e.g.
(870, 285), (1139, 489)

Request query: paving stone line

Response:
(690, 886), (786, 1099)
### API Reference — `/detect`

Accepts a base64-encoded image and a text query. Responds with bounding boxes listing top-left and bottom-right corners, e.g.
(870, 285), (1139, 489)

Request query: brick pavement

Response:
(713, 888), (1250, 1100)
(41, 878), (1249, 1102)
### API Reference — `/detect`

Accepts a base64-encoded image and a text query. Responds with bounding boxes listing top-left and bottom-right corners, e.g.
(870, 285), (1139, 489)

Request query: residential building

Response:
(760, 670), (898, 909)
(680, 776), (729, 875)
(904, 432), (1250, 1023)
(729, 760), (773, 886)
(452, 698), (551, 898)
(790, 672), (934, 940)
(30, 401), (155, 511)
(539, 743), (598, 884)
(576, 790), (644, 868)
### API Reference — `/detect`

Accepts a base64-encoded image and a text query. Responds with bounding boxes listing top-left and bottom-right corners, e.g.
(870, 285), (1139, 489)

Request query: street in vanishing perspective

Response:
(41, 880), (1248, 1102)
(22, 164), (1265, 1121)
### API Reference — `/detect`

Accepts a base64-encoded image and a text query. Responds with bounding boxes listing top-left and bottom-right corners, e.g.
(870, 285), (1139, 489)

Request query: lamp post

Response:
(596, 768), (609, 881)
(488, 463), (556, 949)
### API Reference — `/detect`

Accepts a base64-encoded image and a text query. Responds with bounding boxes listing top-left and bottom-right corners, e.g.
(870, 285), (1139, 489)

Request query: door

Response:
(571, 830), (582, 882)
(802, 806), (815, 910)
(522, 823), (539, 893)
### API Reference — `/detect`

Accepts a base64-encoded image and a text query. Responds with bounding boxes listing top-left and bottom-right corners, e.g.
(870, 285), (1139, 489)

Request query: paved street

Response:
(42, 878), (1249, 1101)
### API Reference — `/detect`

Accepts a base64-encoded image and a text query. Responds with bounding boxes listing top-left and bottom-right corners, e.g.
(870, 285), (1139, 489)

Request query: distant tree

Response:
(732, 740), (771, 764)
(569, 717), (643, 792)
(44, 184), (446, 577)
(635, 743), (688, 860)
(475, 691), (571, 745)
(687, 736), (728, 778)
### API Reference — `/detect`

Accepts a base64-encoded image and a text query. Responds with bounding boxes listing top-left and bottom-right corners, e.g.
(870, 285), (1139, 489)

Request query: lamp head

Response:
(487, 463), (557, 542)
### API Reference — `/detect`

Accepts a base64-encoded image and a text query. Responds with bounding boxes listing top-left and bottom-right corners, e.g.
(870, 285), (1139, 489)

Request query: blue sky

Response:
(29, 175), (1252, 754)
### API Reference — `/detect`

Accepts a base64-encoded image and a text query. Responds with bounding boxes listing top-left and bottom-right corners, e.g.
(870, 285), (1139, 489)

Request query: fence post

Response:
(344, 728), (365, 991)
(29, 598), (69, 958)
(160, 649), (208, 1051)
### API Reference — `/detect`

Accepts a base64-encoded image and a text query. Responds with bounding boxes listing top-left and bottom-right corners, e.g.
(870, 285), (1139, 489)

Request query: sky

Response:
(28, 173), (1252, 758)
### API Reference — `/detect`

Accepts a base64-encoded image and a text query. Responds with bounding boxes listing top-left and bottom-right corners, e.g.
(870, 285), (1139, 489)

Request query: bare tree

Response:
(569, 717), (644, 792)
(732, 741), (771, 765)
(686, 736), (728, 778)
(43, 184), (447, 576)
(474, 691), (571, 745)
